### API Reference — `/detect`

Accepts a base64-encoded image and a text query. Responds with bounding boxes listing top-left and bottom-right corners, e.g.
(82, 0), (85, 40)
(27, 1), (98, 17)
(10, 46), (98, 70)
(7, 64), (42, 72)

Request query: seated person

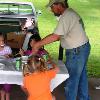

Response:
(19, 34), (49, 57)
(0, 33), (12, 100)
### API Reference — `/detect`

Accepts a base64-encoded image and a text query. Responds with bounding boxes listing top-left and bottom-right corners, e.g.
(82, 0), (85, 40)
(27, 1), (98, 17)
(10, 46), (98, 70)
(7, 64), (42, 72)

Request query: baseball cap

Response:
(46, 0), (65, 8)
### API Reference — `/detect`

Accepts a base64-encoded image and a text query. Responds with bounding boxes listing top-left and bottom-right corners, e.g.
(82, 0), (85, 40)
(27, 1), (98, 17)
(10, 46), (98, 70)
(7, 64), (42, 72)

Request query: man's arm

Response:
(32, 33), (60, 53)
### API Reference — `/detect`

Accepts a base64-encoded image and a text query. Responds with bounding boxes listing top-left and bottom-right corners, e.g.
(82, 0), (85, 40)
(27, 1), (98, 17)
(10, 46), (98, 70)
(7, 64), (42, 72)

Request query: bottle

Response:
(16, 57), (21, 70)
(42, 54), (49, 62)
(42, 54), (53, 70)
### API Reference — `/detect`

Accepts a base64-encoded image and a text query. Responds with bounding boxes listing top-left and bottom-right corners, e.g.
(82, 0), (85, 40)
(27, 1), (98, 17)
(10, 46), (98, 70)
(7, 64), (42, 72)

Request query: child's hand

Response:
(20, 86), (29, 96)
(4, 54), (12, 58)
(19, 48), (24, 56)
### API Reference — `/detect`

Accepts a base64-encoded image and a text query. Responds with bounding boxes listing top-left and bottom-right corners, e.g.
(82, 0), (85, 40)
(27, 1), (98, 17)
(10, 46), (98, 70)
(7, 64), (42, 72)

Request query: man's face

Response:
(50, 4), (62, 17)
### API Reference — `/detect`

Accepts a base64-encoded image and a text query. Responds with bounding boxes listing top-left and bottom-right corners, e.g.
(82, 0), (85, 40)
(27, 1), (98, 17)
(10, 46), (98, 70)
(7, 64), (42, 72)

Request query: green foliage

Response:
(17, 0), (100, 77)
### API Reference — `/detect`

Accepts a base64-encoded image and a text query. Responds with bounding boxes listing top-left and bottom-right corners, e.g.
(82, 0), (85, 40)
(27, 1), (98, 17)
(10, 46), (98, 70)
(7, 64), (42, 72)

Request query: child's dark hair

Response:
(27, 34), (41, 50)
(0, 32), (6, 42)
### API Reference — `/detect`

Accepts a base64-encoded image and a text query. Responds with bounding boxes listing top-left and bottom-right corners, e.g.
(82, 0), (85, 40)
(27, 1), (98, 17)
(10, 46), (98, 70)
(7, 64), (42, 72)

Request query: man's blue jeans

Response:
(65, 42), (90, 100)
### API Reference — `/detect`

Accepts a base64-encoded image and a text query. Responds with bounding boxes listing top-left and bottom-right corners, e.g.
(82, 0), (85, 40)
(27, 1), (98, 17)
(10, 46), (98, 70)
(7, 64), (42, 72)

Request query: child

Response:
(0, 33), (12, 100)
(20, 34), (57, 100)
(22, 54), (58, 100)
(19, 33), (48, 57)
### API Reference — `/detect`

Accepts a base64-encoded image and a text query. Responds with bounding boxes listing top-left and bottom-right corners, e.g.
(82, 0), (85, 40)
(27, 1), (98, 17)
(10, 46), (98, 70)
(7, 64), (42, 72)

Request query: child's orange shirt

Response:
(23, 69), (57, 100)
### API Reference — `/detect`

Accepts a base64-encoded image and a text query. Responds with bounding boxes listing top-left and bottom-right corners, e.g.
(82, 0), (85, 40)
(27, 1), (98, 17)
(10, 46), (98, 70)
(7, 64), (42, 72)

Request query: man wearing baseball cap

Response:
(46, 0), (65, 8)
(32, 0), (91, 100)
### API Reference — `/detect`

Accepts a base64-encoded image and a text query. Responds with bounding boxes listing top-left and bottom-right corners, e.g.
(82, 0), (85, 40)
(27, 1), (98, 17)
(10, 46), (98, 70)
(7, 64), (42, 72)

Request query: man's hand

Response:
(32, 41), (42, 54)
(32, 34), (60, 54)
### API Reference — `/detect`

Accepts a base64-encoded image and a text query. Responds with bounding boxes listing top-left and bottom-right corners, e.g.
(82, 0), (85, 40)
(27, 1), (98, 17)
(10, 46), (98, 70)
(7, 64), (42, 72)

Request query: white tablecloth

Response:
(50, 60), (69, 91)
(0, 60), (69, 91)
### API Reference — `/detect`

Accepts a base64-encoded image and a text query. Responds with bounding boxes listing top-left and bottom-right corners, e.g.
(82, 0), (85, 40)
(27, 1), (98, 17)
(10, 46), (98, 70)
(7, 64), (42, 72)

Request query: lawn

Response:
(15, 0), (100, 77)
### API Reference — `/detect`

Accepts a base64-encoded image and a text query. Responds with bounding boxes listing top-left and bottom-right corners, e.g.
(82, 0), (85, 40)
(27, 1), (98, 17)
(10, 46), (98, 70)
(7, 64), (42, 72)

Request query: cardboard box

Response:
(7, 32), (25, 49)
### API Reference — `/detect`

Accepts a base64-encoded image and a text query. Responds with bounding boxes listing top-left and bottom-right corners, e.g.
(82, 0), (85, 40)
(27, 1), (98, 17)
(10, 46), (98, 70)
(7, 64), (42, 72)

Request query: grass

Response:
(13, 0), (100, 77)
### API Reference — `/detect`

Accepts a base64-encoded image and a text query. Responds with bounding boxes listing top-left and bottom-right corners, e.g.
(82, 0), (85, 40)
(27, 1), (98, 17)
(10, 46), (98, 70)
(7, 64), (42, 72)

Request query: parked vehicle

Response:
(0, 1), (40, 51)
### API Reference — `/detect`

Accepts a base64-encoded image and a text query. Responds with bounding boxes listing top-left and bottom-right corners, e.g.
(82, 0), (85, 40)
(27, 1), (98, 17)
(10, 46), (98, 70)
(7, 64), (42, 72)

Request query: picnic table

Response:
(0, 59), (69, 91)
